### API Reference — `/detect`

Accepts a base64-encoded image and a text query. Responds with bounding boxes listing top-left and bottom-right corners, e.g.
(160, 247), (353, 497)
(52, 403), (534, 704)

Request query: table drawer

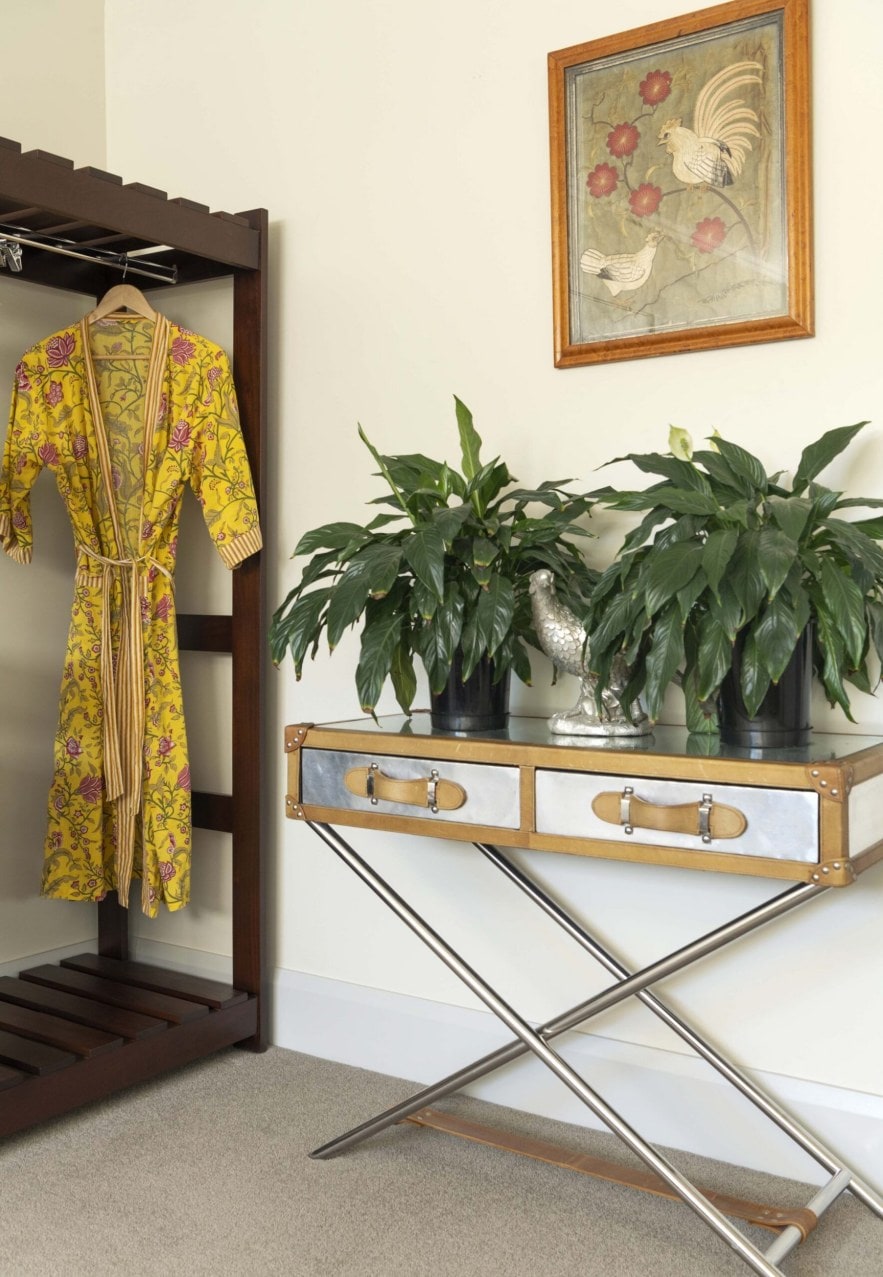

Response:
(301, 748), (521, 830)
(535, 770), (820, 863)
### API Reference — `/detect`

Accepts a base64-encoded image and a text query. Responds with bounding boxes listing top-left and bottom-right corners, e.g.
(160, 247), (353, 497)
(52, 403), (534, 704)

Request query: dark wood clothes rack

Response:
(0, 139), (267, 1138)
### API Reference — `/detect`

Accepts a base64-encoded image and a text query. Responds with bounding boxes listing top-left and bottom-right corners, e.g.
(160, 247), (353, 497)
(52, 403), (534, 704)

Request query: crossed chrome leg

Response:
(307, 822), (883, 1276)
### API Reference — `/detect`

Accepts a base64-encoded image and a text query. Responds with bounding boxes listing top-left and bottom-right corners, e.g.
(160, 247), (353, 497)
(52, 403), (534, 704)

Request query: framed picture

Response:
(548, 0), (812, 368)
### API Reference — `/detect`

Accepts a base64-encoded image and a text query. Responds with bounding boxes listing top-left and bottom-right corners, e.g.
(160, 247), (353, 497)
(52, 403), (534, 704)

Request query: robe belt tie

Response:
(76, 544), (173, 908)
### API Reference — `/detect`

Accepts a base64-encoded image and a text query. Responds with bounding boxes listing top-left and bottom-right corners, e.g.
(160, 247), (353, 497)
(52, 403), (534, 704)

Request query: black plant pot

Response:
(718, 626), (813, 749)
(430, 651), (511, 732)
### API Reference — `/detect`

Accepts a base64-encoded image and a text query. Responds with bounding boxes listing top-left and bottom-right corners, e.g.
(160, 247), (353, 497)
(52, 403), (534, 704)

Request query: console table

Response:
(284, 714), (883, 1275)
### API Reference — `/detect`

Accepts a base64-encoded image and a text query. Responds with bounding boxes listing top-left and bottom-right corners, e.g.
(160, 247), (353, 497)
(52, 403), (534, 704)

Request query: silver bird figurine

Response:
(529, 569), (653, 736)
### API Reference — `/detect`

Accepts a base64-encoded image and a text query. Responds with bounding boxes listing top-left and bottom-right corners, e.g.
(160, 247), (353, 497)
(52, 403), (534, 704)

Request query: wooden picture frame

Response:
(548, 0), (812, 368)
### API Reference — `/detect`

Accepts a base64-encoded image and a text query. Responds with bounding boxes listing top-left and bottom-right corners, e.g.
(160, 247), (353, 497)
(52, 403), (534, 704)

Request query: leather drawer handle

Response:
(345, 765), (466, 813)
(592, 788), (747, 842)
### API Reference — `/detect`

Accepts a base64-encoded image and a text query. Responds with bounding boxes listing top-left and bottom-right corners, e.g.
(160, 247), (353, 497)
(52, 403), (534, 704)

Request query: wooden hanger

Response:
(86, 283), (157, 324)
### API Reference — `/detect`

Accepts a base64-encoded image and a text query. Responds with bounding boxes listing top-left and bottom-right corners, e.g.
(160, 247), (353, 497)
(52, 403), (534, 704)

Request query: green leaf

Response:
(696, 613), (733, 701)
(390, 640), (418, 714)
(767, 496), (813, 544)
(587, 589), (643, 664)
(727, 531), (766, 620)
(691, 449), (752, 500)
(792, 422), (868, 495)
(402, 524), (447, 602)
(612, 451), (711, 494)
(356, 603), (403, 713)
(813, 601), (854, 718)
(414, 583), (466, 691)
(433, 503), (472, 542)
(454, 396), (482, 481)
(866, 599), (883, 668)
(757, 527), (799, 600)
(620, 508), (671, 554)
(738, 629), (772, 717)
(474, 574), (516, 658)
(677, 567), (708, 620)
(702, 528), (738, 598)
(641, 542), (704, 618)
(358, 425), (415, 522)
(326, 562), (375, 649)
(271, 587), (332, 674)
(820, 518), (883, 578)
(753, 594), (800, 683)
(819, 557), (867, 666)
(711, 438), (769, 495)
(847, 516), (883, 539)
(642, 602), (685, 718)
(709, 580), (744, 640)
(293, 521), (368, 557)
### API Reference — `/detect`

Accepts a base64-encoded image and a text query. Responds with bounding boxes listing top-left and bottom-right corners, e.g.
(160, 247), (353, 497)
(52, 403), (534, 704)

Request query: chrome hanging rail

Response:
(0, 222), (178, 285)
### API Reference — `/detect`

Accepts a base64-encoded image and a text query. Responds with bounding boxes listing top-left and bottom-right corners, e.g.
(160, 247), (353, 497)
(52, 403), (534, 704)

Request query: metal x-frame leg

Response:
(307, 821), (883, 1276)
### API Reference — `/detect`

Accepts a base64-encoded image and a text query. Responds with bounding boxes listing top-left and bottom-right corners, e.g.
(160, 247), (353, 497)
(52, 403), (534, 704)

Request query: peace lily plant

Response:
(584, 422), (883, 732)
(270, 398), (597, 715)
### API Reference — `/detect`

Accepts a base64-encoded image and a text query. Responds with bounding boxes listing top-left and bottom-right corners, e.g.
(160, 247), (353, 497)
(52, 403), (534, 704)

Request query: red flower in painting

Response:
(155, 594), (172, 622)
(78, 775), (103, 803)
(586, 162), (618, 198)
(46, 332), (76, 368)
(171, 336), (196, 366)
(45, 381), (63, 407)
(207, 365), (222, 389)
(606, 123), (640, 158)
(159, 861), (177, 882)
(73, 434), (88, 460)
(158, 736), (173, 757)
(65, 736), (83, 759)
(12, 509), (26, 529)
(639, 69), (673, 106)
(169, 422), (191, 452)
(629, 183), (662, 217)
(692, 216), (727, 253)
(15, 361), (30, 390)
(38, 442), (60, 466)
(177, 764), (191, 791)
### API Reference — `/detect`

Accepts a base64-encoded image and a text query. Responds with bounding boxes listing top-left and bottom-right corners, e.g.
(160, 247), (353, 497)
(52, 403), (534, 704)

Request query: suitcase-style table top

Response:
(285, 716), (883, 887)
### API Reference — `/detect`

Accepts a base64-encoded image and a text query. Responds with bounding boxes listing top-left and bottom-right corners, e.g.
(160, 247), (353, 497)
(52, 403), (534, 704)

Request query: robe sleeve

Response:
(189, 346), (262, 569)
(0, 356), (46, 565)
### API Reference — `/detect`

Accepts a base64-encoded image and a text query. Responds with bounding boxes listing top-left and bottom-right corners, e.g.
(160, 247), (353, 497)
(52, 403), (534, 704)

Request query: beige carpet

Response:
(0, 1047), (879, 1275)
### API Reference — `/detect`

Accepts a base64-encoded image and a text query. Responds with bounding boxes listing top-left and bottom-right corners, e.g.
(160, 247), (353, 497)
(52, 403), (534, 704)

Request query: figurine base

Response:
(549, 709), (654, 737)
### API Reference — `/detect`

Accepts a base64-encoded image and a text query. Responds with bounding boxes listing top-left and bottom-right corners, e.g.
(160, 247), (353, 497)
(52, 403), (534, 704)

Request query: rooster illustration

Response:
(657, 61), (762, 188)
(580, 230), (663, 301)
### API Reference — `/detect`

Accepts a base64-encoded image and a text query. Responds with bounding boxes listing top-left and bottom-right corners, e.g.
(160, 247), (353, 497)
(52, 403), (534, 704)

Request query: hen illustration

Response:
(580, 229), (663, 300)
(657, 61), (762, 188)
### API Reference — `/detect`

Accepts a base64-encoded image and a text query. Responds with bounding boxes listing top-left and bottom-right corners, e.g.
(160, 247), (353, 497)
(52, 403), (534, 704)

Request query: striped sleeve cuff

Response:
(217, 523), (263, 569)
(0, 511), (32, 564)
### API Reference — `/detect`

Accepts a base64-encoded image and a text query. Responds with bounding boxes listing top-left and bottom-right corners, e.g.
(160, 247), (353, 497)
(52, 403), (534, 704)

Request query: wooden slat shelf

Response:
(21, 966), (211, 1025)
(0, 958), (257, 1135)
(0, 977), (167, 1040)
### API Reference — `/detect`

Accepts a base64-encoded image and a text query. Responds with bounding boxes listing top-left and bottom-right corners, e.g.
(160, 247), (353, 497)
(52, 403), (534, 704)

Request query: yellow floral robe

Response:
(0, 314), (261, 916)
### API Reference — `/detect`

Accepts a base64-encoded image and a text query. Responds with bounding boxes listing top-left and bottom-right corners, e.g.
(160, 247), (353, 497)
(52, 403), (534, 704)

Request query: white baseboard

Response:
(0, 940), (98, 977)
(66, 938), (883, 1193)
(274, 966), (883, 1192)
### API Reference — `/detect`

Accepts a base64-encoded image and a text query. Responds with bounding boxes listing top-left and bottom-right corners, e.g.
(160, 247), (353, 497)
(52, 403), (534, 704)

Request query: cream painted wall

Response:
(0, 0), (107, 962)
(78, 0), (883, 1109)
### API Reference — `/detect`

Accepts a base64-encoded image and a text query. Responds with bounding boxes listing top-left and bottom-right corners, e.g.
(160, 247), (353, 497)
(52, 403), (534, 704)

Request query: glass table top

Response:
(315, 713), (883, 765)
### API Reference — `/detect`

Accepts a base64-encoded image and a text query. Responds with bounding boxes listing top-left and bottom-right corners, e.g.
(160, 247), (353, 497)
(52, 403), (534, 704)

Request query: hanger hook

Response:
(121, 255), (129, 281)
